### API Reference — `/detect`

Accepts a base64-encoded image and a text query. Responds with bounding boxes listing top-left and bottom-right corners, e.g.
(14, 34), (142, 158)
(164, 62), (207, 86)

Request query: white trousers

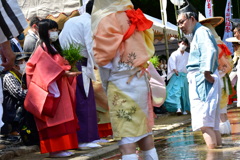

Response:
(188, 70), (221, 131)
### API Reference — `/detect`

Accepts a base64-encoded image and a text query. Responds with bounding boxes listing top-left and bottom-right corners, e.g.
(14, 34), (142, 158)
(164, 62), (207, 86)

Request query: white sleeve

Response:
(48, 81), (60, 98)
(167, 52), (177, 73)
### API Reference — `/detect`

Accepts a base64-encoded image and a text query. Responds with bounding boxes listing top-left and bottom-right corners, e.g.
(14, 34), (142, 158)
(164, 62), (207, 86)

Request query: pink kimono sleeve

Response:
(93, 13), (124, 67)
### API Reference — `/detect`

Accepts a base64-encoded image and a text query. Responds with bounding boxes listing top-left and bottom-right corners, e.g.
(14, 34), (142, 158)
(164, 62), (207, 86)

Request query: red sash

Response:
(123, 9), (153, 41)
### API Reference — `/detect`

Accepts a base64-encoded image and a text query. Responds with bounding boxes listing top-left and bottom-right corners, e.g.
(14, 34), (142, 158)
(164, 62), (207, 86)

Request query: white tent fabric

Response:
(144, 14), (178, 37)
(17, 0), (178, 37)
(17, 0), (80, 19)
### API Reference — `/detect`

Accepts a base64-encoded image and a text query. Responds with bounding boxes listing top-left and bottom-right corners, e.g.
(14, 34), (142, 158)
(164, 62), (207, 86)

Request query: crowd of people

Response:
(1, 0), (240, 159)
(0, 0), (110, 158)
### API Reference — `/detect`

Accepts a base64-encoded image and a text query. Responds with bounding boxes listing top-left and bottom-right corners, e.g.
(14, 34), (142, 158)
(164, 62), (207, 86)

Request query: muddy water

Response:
(104, 107), (240, 160)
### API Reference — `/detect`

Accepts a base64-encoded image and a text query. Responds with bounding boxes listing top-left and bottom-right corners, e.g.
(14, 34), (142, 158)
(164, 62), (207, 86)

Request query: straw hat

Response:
(46, 10), (80, 30)
(14, 53), (31, 61)
(199, 13), (224, 27)
(16, 54), (30, 61)
(226, 37), (240, 44)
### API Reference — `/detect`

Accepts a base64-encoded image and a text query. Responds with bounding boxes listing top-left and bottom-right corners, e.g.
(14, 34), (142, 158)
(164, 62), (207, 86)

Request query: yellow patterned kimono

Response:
(92, 2), (155, 140)
(217, 41), (233, 109)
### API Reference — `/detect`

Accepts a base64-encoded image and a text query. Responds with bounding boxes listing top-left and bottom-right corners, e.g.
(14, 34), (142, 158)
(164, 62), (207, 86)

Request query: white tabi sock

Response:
(122, 153), (138, 160)
(142, 148), (159, 160)
(220, 121), (231, 135)
(226, 120), (232, 134)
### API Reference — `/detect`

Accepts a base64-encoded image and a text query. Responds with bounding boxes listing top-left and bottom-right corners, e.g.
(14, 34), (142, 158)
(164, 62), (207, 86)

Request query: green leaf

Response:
(61, 43), (84, 65)
(149, 56), (160, 68)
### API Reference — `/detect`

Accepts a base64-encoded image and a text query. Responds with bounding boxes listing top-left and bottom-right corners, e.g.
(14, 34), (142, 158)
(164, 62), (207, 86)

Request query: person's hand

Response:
(0, 41), (16, 71)
(204, 71), (214, 83)
(94, 66), (98, 70)
(173, 69), (178, 76)
(64, 71), (82, 76)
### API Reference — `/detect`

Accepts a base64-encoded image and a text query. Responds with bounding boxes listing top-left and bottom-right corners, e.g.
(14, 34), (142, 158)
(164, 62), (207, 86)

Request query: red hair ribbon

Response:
(218, 44), (232, 58)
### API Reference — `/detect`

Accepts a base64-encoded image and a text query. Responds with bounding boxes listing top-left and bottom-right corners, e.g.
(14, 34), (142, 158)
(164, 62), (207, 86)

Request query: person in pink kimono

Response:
(24, 19), (81, 158)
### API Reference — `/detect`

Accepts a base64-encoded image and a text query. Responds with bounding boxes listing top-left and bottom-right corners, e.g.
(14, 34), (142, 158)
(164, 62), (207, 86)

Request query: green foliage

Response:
(61, 44), (84, 65)
(149, 56), (160, 68)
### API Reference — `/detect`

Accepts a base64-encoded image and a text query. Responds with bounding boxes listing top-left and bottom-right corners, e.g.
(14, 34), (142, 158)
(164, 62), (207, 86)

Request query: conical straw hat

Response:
(199, 12), (224, 27)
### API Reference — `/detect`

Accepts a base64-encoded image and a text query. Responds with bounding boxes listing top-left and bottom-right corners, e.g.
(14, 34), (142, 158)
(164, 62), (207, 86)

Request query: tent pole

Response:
(174, 4), (181, 39)
(211, 0), (214, 17)
(159, 0), (169, 60)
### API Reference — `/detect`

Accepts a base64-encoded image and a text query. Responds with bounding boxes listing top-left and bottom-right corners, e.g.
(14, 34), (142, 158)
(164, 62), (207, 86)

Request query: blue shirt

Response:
(187, 22), (218, 72)
(187, 22), (219, 101)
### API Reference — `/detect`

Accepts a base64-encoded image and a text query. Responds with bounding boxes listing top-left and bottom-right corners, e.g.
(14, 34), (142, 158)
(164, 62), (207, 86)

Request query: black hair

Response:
(38, 19), (59, 55)
(232, 42), (240, 45)
(232, 24), (240, 32)
(178, 37), (189, 46)
(183, 12), (198, 22)
(86, 0), (94, 15)
(30, 17), (40, 27)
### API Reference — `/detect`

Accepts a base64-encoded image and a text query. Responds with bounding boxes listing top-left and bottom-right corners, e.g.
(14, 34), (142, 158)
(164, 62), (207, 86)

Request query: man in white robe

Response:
(165, 37), (190, 114)
(59, 0), (101, 149)
(227, 37), (240, 107)
(177, 0), (221, 149)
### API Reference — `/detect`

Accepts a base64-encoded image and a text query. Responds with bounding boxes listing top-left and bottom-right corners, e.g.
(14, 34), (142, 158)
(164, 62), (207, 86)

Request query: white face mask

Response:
(49, 31), (58, 42)
(179, 44), (187, 51)
(18, 63), (26, 74)
(184, 33), (193, 43)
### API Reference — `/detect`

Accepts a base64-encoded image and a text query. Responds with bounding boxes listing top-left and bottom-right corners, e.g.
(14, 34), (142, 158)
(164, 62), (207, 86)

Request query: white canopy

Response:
(144, 14), (178, 37)
(17, 0), (178, 37)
